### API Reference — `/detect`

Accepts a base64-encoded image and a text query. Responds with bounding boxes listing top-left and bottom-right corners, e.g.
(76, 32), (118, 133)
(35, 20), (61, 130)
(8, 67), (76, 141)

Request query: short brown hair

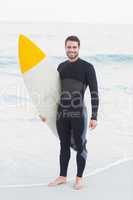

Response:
(65, 35), (80, 47)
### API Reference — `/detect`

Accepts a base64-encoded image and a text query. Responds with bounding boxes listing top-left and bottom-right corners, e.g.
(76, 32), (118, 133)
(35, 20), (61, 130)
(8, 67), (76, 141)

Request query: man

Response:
(47, 35), (99, 190)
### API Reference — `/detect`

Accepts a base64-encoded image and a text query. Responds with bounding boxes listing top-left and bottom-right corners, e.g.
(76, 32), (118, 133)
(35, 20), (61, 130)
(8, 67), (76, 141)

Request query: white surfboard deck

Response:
(18, 34), (61, 137)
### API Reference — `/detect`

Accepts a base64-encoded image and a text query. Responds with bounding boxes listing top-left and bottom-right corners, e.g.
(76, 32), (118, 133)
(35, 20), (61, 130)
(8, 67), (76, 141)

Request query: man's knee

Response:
(60, 140), (70, 151)
(76, 142), (88, 160)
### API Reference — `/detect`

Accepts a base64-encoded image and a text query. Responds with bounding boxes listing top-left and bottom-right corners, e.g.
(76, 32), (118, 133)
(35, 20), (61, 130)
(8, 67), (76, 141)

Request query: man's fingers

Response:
(39, 115), (47, 122)
(89, 123), (92, 128)
(89, 122), (93, 129)
(42, 117), (47, 122)
(89, 122), (97, 129)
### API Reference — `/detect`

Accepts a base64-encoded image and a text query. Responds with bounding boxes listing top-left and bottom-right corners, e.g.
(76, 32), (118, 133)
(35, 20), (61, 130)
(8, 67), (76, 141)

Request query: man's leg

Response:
(57, 112), (71, 177)
(48, 109), (71, 186)
(71, 107), (88, 189)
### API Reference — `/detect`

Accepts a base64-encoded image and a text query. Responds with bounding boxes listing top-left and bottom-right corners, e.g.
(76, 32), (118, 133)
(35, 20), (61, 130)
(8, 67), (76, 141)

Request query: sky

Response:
(0, 0), (133, 23)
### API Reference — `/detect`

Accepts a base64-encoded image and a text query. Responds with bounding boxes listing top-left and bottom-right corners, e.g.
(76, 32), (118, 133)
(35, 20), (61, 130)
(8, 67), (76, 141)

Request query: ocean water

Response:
(0, 52), (133, 121)
(0, 22), (133, 185)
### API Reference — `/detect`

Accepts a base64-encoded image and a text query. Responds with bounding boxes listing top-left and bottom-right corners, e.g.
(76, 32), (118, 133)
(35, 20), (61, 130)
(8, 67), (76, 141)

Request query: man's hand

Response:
(89, 119), (97, 129)
(39, 115), (47, 123)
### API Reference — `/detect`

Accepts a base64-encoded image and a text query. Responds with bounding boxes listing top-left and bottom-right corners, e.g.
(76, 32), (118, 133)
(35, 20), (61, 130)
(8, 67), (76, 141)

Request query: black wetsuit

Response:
(56, 57), (99, 177)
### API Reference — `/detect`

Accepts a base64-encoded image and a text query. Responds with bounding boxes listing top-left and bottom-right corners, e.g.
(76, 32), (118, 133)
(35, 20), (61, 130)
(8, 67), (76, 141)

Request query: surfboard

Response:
(18, 34), (84, 151)
(18, 34), (61, 137)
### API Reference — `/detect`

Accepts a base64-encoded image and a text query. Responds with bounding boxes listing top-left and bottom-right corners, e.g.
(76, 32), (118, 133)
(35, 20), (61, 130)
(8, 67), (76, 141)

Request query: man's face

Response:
(65, 41), (80, 60)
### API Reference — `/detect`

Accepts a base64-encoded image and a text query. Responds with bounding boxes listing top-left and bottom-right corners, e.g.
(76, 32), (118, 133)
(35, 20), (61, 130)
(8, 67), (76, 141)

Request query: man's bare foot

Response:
(74, 176), (83, 190)
(48, 176), (67, 187)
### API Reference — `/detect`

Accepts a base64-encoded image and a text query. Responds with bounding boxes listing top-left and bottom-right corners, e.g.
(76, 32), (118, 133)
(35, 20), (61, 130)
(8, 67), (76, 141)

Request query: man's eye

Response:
(67, 46), (78, 49)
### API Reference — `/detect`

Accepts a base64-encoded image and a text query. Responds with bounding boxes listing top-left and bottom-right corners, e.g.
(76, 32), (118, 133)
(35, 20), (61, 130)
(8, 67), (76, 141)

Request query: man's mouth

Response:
(69, 52), (75, 55)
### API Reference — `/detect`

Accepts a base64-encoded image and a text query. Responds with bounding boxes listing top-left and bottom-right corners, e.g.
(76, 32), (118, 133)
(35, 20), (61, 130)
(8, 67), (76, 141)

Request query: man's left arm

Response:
(86, 64), (99, 129)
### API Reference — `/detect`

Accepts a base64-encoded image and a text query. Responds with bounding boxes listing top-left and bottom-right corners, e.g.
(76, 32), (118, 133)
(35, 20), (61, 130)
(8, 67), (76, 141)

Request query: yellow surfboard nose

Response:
(18, 34), (46, 73)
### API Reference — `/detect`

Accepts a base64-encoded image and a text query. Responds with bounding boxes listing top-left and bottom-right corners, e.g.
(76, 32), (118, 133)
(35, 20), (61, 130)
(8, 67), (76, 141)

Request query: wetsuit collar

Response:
(67, 57), (80, 64)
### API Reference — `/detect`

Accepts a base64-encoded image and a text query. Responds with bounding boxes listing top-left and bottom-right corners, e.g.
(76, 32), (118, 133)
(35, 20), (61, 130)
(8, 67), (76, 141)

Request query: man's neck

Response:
(68, 56), (79, 63)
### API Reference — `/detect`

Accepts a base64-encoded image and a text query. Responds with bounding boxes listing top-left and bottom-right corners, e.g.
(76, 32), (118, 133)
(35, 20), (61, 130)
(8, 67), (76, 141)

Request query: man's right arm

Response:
(57, 63), (62, 72)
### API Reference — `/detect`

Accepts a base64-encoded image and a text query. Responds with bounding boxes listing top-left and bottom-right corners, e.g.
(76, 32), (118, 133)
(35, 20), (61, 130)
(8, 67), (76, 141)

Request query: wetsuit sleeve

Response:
(57, 63), (62, 72)
(86, 64), (99, 120)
